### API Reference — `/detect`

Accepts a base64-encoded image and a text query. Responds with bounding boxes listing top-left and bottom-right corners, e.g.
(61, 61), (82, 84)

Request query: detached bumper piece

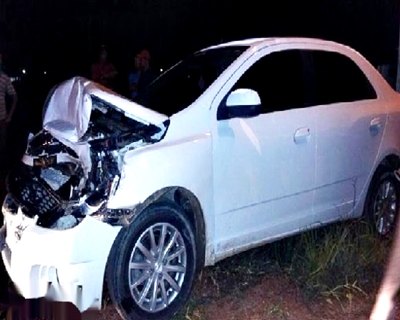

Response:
(1, 208), (122, 312)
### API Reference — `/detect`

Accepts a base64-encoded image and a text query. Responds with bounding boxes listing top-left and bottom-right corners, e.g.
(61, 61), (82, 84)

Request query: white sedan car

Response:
(1, 38), (400, 319)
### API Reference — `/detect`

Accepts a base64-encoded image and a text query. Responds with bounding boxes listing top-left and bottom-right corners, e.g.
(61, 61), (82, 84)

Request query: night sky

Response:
(0, 0), (399, 88)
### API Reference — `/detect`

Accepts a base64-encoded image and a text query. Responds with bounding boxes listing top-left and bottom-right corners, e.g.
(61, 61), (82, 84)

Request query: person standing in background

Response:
(128, 49), (156, 102)
(91, 45), (118, 89)
(128, 52), (141, 100)
(0, 52), (17, 176)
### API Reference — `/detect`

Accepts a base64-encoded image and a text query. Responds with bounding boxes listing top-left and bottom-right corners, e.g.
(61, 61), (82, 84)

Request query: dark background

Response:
(0, 0), (399, 86)
(0, 0), (398, 168)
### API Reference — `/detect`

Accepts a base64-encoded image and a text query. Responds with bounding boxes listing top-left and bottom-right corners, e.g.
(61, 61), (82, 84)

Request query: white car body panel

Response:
(2, 37), (400, 313)
(313, 99), (387, 223)
(210, 46), (317, 257)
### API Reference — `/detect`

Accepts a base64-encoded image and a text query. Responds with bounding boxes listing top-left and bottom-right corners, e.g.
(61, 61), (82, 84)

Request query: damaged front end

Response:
(4, 77), (168, 230)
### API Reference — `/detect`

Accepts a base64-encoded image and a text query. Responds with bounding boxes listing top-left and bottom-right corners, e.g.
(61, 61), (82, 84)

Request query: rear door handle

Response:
(370, 117), (382, 135)
(294, 127), (311, 144)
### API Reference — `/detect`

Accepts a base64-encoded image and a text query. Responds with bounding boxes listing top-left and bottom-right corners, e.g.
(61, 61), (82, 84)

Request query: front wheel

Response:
(106, 201), (197, 320)
(366, 169), (400, 236)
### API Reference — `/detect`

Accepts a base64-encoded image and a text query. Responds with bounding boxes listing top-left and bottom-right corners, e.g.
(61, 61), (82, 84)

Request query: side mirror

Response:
(218, 88), (262, 120)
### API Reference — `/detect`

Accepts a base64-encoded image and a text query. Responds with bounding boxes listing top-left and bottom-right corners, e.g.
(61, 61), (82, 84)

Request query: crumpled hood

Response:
(43, 77), (168, 142)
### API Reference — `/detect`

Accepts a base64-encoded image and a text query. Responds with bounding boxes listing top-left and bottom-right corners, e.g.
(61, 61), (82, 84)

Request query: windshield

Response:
(137, 46), (247, 116)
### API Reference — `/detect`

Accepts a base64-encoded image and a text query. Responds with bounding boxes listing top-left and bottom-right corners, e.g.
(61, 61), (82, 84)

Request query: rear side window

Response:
(312, 51), (377, 105)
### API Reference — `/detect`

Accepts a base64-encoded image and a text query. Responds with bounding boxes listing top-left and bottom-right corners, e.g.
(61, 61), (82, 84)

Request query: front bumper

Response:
(1, 202), (121, 312)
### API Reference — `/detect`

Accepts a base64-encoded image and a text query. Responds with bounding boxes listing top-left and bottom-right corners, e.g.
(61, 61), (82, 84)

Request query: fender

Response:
(107, 132), (217, 264)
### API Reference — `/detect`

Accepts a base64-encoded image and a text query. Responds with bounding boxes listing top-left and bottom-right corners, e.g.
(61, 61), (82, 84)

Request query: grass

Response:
(274, 220), (390, 302)
(174, 219), (391, 319)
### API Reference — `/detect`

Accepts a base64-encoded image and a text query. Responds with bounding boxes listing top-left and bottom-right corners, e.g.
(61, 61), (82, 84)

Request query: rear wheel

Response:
(366, 169), (400, 236)
(106, 201), (197, 320)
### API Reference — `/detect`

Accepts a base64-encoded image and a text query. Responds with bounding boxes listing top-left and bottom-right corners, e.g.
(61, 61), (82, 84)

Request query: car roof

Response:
(203, 37), (350, 52)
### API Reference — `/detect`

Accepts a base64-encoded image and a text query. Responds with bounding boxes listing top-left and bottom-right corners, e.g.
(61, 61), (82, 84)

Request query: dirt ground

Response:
(1, 267), (396, 320)
(93, 269), (398, 320)
(0, 268), (380, 320)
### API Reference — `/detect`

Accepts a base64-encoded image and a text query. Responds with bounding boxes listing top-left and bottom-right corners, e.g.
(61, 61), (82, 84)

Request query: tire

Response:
(106, 201), (197, 320)
(365, 168), (400, 236)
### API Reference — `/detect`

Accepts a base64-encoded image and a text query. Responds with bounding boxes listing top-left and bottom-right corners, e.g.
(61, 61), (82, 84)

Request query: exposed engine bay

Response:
(4, 78), (168, 230)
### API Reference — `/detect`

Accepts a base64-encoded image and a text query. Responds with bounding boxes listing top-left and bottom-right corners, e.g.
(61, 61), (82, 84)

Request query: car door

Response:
(212, 49), (317, 254)
(311, 50), (386, 223)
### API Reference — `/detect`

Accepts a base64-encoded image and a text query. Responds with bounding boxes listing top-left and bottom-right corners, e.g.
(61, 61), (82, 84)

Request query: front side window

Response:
(230, 50), (312, 114)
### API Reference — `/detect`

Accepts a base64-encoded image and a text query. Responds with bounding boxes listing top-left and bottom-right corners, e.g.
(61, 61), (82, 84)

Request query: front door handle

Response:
(370, 117), (382, 135)
(294, 127), (311, 144)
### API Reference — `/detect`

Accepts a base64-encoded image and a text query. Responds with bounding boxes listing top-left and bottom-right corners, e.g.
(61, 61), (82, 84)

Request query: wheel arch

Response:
(363, 153), (400, 215)
(362, 153), (400, 235)
(104, 193), (200, 318)
(372, 154), (400, 179)
(380, 154), (400, 169)
(103, 186), (208, 305)
(130, 186), (207, 270)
